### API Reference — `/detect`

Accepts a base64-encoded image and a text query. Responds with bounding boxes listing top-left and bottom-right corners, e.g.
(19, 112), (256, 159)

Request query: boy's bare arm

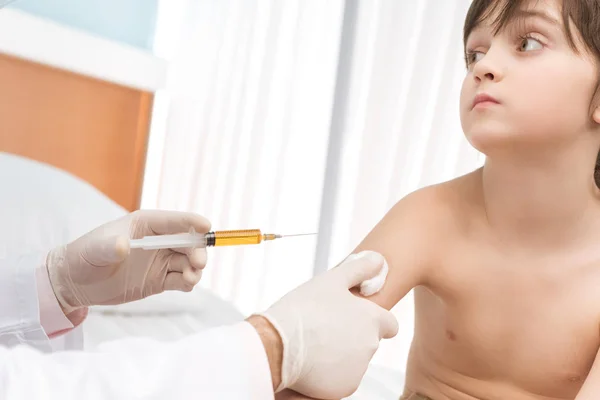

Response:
(351, 187), (442, 309)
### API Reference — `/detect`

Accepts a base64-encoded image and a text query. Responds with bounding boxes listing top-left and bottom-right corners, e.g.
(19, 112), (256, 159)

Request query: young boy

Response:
(279, 0), (600, 399)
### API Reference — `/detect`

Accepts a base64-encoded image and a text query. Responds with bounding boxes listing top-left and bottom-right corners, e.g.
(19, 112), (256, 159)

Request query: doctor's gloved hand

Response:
(252, 251), (399, 399)
(45, 210), (211, 314)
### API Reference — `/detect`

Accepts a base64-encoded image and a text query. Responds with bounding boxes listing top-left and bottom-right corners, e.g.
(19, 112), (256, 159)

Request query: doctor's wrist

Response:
(247, 315), (283, 391)
(45, 246), (80, 314)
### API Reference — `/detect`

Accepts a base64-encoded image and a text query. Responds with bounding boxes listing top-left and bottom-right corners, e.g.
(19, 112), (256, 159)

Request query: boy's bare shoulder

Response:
(387, 169), (479, 230)
(357, 169), (479, 255)
(353, 170), (480, 308)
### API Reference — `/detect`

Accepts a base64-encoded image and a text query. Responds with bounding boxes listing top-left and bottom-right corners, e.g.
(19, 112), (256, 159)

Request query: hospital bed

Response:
(0, 9), (405, 399)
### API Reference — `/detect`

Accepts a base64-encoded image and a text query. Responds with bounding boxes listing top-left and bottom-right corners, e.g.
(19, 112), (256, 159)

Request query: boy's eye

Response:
(519, 37), (543, 52)
(466, 51), (485, 66)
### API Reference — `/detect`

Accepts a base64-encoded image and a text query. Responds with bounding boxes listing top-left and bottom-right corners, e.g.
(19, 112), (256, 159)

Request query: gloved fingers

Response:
(333, 250), (386, 289)
(168, 248), (208, 272)
(374, 306), (399, 339)
(170, 247), (208, 269)
(81, 235), (130, 267)
(170, 246), (193, 255)
(163, 272), (195, 292)
(167, 252), (206, 287)
(137, 210), (212, 236)
(188, 247), (207, 269)
(164, 252), (188, 272)
(182, 263), (203, 286)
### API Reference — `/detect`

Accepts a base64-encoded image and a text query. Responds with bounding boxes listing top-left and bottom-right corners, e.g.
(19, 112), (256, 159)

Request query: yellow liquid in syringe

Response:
(207, 229), (279, 247)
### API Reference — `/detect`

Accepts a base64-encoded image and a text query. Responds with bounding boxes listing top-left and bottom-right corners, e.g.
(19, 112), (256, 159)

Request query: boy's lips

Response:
(472, 93), (500, 109)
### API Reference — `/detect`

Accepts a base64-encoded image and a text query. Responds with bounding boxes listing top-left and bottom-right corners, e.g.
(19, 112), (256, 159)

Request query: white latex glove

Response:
(258, 251), (399, 399)
(46, 210), (211, 314)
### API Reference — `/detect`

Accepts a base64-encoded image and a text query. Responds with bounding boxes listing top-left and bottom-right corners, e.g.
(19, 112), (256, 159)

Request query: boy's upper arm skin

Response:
(350, 186), (444, 310)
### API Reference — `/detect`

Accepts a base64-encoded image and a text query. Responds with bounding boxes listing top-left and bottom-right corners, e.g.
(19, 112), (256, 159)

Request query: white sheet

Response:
(347, 364), (405, 399)
(83, 289), (245, 349)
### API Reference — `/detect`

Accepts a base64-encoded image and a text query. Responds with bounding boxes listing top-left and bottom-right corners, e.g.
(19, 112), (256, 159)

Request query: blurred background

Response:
(0, 0), (484, 384)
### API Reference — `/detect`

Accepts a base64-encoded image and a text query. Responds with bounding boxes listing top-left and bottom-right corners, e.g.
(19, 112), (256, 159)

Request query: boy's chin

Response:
(464, 128), (550, 156)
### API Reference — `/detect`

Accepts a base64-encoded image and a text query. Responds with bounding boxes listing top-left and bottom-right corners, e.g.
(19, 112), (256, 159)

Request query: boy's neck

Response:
(480, 143), (600, 249)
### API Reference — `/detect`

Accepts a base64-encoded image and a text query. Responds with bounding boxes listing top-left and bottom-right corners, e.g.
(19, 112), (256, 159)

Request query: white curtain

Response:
(143, 0), (484, 370)
(142, 0), (346, 315)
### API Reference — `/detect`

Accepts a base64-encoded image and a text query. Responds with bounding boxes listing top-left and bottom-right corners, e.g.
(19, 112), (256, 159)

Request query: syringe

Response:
(129, 229), (316, 250)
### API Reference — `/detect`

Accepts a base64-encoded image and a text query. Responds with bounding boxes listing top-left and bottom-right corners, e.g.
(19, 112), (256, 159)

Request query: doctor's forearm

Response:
(247, 315), (283, 391)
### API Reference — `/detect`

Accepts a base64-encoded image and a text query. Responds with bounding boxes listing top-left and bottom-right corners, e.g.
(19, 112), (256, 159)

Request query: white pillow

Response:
(0, 152), (127, 258)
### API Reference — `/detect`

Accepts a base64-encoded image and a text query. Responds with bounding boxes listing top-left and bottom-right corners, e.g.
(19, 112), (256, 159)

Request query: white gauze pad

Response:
(344, 251), (389, 296)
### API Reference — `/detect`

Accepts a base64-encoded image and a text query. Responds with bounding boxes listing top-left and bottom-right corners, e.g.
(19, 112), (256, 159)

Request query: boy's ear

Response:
(593, 89), (600, 124)
(594, 91), (600, 124)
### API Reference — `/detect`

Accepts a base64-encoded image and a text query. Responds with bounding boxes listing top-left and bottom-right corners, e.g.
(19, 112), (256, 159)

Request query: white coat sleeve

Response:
(1, 321), (275, 399)
(0, 252), (53, 352)
(0, 251), (86, 353)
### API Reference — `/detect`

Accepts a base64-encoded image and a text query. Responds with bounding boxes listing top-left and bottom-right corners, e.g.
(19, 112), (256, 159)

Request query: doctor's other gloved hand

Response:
(251, 251), (399, 399)
(46, 210), (211, 314)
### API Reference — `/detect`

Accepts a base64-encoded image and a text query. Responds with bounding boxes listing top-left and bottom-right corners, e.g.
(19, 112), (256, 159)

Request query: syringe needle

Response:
(278, 233), (318, 238)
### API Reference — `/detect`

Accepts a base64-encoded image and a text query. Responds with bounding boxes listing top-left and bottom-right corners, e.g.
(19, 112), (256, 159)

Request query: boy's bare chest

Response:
(413, 244), (600, 398)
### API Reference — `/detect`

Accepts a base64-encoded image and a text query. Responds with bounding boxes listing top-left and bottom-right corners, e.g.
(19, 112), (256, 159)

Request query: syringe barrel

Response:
(207, 229), (263, 247)
(130, 233), (207, 250)
(130, 229), (270, 250)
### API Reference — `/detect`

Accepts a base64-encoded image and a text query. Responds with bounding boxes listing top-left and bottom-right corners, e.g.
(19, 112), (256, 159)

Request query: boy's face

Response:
(459, 0), (600, 156)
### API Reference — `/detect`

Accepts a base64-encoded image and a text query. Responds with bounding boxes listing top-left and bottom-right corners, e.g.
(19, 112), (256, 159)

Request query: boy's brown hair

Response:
(462, 0), (600, 186)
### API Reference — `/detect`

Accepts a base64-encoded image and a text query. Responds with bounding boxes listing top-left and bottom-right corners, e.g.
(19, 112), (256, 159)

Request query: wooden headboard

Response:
(0, 9), (166, 212)
(0, 54), (152, 211)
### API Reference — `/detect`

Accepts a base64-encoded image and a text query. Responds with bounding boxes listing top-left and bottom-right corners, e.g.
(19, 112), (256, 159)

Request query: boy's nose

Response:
(472, 52), (504, 83)
(476, 71), (495, 82)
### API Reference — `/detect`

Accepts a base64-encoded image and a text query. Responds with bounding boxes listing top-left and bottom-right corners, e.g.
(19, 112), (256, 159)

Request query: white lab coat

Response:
(0, 252), (275, 399)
